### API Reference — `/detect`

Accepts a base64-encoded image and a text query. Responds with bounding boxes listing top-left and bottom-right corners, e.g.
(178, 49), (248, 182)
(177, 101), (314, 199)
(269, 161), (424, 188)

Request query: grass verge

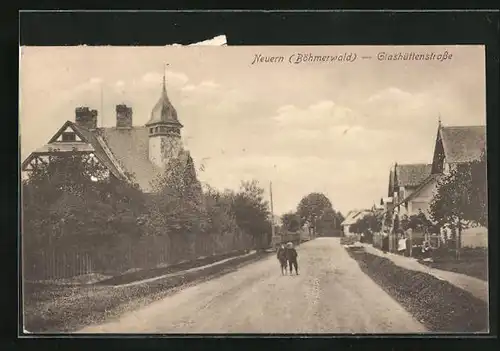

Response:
(96, 249), (249, 286)
(419, 260), (488, 282)
(23, 251), (270, 333)
(418, 248), (488, 282)
(345, 246), (488, 333)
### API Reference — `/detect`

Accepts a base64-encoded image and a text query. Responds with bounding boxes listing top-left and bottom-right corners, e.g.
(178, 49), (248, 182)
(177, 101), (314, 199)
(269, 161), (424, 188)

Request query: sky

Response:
(19, 45), (486, 216)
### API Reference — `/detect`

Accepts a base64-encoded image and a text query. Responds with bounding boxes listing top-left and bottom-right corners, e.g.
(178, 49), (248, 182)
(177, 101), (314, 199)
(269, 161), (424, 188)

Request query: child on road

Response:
(277, 244), (288, 275)
(285, 242), (299, 275)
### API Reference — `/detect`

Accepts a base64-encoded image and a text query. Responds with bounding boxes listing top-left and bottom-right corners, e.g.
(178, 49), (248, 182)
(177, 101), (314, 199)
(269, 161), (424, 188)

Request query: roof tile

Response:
(395, 164), (432, 188)
(440, 126), (486, 163)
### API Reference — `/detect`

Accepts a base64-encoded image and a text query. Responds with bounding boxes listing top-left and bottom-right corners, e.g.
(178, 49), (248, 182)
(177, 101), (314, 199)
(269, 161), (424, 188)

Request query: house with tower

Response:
(22, 70), (200, 194)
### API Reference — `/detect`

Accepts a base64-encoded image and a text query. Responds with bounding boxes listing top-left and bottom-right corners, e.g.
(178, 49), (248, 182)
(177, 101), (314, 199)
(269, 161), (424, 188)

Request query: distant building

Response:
(388, 163), (432, 217)
(340, 209), (371, 236)
(22, 72), (200, 194)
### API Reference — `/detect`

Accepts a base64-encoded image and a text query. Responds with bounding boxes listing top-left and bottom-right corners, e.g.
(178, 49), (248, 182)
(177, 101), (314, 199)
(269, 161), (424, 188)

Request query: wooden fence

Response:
(23, 231), (254, 282)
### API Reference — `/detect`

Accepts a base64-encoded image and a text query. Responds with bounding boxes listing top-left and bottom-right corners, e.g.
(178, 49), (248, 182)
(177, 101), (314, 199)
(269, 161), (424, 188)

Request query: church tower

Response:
(146, 67), (184, 169)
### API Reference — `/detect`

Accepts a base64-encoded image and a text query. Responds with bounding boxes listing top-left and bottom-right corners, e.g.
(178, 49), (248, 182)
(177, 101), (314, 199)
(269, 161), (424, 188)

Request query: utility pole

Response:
(100, 82), (104, 128)
(270, 181), (275, 239)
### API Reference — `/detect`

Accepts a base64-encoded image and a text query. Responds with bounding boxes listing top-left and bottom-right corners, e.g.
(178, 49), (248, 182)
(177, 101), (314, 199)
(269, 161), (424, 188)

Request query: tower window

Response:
(155, 127), (159, 132)
(62, 132), (76, 142)
(149, 128), (153, 133)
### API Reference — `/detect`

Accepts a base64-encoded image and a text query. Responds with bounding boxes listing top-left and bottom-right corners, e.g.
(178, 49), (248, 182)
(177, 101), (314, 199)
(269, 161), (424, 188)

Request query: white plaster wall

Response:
(462, 226), (488, 248)
(148, 135), (182, 169)
(409, 178), (439, 216)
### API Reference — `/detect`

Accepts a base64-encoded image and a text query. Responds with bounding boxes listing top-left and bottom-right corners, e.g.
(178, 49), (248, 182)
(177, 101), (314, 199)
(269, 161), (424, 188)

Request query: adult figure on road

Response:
(285, 242), (299, 275)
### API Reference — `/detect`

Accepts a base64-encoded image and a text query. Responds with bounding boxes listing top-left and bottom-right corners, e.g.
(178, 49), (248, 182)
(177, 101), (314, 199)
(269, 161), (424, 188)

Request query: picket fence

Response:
(23, 231), (254, 282)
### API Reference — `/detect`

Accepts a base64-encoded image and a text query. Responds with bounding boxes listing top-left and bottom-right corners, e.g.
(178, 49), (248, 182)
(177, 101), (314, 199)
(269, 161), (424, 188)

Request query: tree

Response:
(469, 150), (488, 227)
(350, 211), (383, 236)
(281, 212), (301, 232)
(146, 155), (207, 236)
(316, 207), (341, 235)
(383, 209), (393, 230)
(400, 212), (434, 233)
(22, 152), (145, 251)
(297, 193), (333, 236)
(203, 185), (239, 236)
(429, 160), (486, 258)
(336, 211), (345, 228)
(231, 180), (271, 250)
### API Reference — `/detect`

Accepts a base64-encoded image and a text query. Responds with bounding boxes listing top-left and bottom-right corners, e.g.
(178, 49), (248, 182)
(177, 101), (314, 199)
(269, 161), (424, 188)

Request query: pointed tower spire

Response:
(394, 162), (399, 188)
(163, 63), (168, 93)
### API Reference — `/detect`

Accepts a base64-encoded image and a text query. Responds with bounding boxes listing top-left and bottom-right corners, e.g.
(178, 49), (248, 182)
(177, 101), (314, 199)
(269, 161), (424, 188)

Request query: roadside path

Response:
(360, 243), (488, 303)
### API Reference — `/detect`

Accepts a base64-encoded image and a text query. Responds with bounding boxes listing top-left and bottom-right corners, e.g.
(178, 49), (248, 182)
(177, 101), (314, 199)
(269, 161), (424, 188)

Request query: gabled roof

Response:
(440, 125), (486, 163)
(396, 174), (440, 206)
(22, 121), (125, 181)
(395, 163), (432, 188)
(341, 209), (371, 226)
(97, 126), (163, 191)
(48, 120), (87, 143)
(72, 123), (126, 181)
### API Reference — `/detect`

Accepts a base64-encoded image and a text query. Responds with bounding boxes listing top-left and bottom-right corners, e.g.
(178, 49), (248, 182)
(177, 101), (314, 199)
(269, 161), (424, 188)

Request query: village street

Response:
(78, 238), (426, 334)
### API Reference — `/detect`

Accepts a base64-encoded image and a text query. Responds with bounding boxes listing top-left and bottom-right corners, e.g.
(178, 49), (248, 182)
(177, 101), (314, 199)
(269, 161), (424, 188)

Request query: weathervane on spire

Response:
(438, 112), (442, 127)
(163, 63), (169, 92)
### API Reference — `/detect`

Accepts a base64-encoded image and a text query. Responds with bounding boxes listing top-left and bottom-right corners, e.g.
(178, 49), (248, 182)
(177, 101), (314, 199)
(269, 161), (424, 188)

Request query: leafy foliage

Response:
(350, 211), (383, 235)
(400, 212), (435, 233)
(231, 180), (272, 249)
(383, 210), (393, 228)
(202, 185), (240, 236)
(22, 153), (145, 250)
(469, 151), (488, 227)
(316, 208), (343, 234)
(296, 192), (333, 234)
(430, 154), (487, 231)
(146, 155), (208, 236)
(281, 212), (302, 232)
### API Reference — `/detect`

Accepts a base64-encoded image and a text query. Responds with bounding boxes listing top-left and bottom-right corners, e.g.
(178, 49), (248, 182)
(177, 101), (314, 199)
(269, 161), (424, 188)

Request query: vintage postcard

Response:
(20, 45), (488, 334)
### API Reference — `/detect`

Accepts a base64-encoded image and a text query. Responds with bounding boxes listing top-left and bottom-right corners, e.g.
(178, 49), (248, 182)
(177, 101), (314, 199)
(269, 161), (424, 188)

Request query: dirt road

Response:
(77, 238), (426, 333)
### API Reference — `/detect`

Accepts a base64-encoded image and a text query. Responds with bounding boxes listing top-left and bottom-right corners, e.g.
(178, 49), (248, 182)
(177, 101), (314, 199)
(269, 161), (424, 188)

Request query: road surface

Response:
(78, 238), (426, 333)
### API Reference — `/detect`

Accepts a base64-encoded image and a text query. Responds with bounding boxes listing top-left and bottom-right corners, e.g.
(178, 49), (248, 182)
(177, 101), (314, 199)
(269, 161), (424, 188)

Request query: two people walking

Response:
(277, 242), (299, 275)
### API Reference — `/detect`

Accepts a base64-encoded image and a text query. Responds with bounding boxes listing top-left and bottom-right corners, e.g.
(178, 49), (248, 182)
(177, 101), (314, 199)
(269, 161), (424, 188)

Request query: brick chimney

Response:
(116, 104), (133, 128)
(75, 107), (98, 130)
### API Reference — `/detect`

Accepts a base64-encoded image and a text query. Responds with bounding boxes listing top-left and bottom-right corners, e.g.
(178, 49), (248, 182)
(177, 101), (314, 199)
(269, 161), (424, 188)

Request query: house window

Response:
(61, 132), (76, 142)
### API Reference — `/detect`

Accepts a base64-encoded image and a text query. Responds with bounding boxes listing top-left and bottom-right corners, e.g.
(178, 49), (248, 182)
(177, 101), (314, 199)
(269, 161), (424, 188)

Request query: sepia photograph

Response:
(20, 44), (488, 334)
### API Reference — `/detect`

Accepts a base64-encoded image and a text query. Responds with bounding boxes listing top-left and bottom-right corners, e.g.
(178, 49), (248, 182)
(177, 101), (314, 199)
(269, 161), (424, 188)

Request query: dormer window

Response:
(61, 132), (76, 142)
